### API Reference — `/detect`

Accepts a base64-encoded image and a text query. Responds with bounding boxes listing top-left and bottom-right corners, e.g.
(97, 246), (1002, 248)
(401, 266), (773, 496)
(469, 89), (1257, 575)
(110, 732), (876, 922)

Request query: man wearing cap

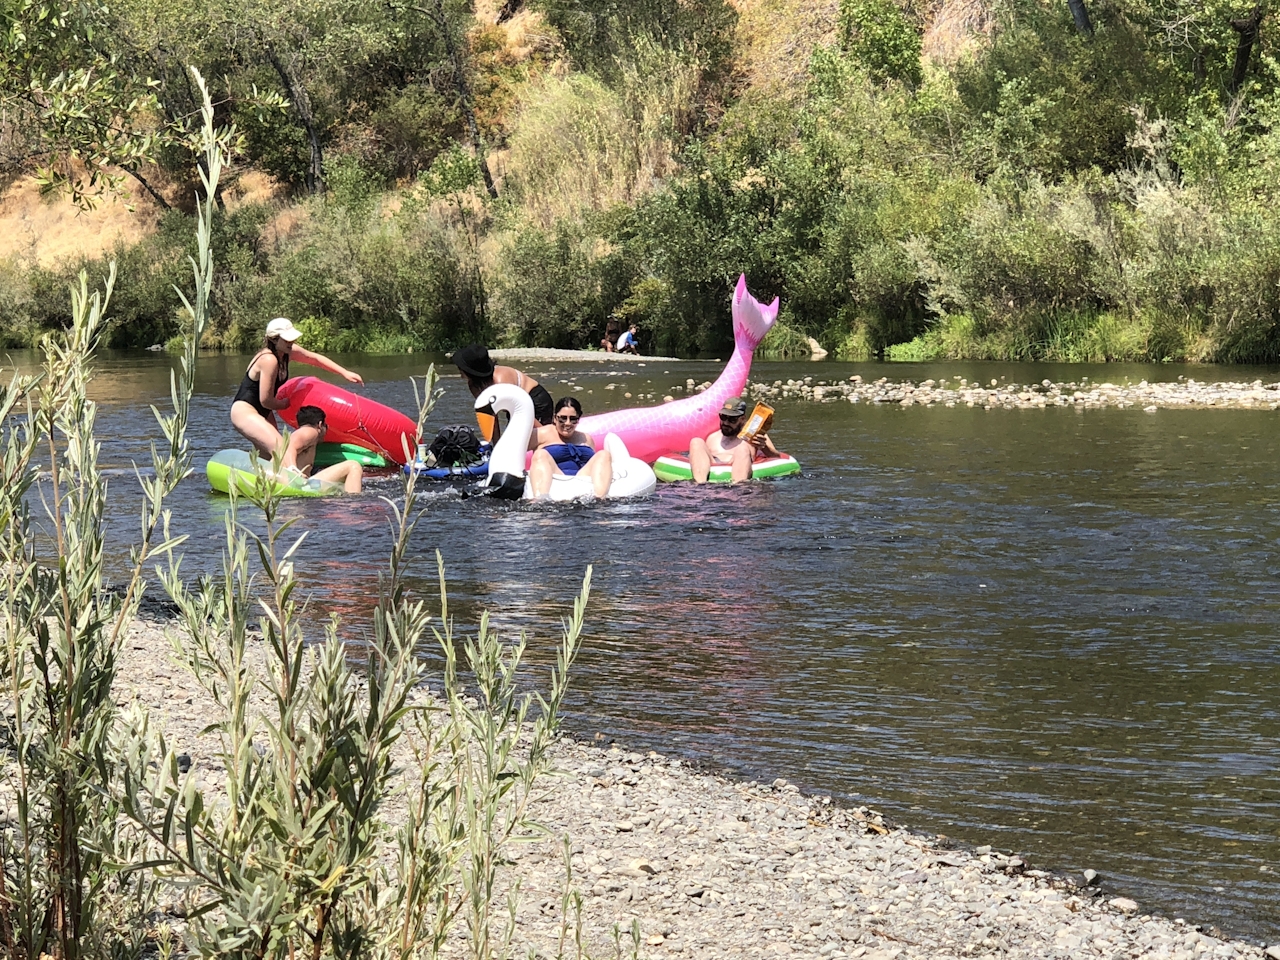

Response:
(688, 396), (780, 483)
(230, 317), (363, 458)
(452, 344), (555, 428)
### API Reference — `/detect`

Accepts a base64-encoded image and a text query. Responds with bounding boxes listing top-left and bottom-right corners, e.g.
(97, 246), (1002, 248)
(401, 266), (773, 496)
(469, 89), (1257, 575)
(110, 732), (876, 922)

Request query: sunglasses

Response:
(720, 413), (744, 421)
(555, 415), (580, 424)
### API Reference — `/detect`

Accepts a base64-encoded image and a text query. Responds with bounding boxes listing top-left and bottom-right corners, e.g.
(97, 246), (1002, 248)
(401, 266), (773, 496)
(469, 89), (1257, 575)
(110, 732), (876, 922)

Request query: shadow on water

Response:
(8, 348), (1280, 941)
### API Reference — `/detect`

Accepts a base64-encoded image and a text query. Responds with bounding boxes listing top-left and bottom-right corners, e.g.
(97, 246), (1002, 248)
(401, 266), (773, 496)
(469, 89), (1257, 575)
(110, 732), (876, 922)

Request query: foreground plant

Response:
(2, 62), (592, 959)
(0, 67), (225, 960)
(121, 432), (588, 959)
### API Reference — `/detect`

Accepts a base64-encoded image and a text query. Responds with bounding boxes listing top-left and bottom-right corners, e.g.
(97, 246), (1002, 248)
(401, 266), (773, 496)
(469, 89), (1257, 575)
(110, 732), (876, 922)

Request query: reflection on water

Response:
(6, 348), (1280, 940)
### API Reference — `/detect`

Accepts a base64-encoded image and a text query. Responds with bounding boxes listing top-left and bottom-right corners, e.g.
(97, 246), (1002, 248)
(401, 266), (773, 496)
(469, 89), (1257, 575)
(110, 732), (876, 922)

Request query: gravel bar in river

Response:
(735, 375), (1280, 412)
(112, 617), (1277, 960)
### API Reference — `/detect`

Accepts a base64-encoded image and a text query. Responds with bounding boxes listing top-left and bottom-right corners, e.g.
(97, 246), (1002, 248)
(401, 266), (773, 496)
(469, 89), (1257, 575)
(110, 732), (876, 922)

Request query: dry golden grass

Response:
(923, 0), (992, 62)
(222, 169), (287, 211)
(0, 176), (165, 267)
(0, 166), (288, 269)
(730, 0), (991, 88)
(730, 0), (841, 97)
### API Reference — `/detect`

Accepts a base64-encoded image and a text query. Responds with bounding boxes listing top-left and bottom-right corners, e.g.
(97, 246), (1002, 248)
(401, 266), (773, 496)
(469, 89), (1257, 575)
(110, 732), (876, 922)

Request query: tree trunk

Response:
(416, 0), (498, 198)
(1067, 0), (1095, 37)
(496, 0), (523, 23)
(123, 165), (172, 211)
(263, 43), (325, 194)
(1229, 4), (1264, 94)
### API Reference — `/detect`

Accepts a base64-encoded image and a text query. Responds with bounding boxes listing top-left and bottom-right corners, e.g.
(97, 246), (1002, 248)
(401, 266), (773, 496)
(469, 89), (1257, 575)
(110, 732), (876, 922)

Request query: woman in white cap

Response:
(230, 317), (364, 457)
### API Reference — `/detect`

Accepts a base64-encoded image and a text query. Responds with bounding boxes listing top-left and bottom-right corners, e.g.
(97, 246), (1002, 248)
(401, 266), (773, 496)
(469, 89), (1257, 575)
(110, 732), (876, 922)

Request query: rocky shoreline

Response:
(114, 617), (1274, 960)
(733, 375), (1280, 412)
(483, 355), (1280, 414)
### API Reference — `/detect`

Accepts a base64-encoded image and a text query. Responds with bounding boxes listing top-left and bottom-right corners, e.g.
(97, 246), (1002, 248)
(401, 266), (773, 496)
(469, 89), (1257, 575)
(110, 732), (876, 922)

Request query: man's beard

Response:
(720, 423), (738, 436)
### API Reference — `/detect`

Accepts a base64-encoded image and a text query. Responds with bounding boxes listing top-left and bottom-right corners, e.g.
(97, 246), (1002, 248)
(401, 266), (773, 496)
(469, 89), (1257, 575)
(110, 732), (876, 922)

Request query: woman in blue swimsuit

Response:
(528, 397), (614, 498)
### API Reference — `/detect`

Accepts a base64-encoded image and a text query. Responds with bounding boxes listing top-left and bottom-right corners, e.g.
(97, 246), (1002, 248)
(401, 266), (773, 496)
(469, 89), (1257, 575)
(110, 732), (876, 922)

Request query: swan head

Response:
(474, 382), (532, 417)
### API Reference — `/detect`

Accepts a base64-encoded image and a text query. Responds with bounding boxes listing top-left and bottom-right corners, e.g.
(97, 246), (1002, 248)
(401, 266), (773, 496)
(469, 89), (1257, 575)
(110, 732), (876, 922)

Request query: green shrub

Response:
(757, 318), (813, 358)
(838, 0), (922, 87)
(885, 328), (944, 361)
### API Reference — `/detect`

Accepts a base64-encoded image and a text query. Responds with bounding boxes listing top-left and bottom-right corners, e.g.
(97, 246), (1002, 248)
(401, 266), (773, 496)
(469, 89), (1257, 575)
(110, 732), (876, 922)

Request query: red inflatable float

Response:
(276, 376), (418, 464)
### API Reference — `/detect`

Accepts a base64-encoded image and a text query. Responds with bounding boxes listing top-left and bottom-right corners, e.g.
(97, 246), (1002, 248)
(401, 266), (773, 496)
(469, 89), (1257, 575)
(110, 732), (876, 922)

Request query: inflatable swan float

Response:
(477, 383), (657, 500)
(575, 274), (779, 463)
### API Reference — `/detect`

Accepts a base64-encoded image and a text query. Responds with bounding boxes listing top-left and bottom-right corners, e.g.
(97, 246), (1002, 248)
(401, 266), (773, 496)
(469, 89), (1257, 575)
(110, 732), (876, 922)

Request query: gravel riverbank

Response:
(114, 617), (1275, 959)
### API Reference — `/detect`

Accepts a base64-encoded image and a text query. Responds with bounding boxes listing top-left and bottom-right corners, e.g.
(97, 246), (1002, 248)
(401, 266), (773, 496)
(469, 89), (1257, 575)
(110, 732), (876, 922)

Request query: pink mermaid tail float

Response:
(578, 275), (779, 463)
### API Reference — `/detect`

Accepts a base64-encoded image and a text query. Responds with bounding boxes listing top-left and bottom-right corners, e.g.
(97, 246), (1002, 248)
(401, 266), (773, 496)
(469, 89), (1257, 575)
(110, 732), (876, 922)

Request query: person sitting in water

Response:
(452, 343), (555, 428)
(528, 397), (613, 499)
(688, 395), (780, 484)
(230, 317), (363, 458)
(616, 324), (640, 354)
(278, 405), (363, 493)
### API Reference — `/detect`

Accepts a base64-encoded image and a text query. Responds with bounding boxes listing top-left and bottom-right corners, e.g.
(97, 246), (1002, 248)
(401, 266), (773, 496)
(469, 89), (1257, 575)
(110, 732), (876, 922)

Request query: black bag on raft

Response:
(427, 424), (484, 466)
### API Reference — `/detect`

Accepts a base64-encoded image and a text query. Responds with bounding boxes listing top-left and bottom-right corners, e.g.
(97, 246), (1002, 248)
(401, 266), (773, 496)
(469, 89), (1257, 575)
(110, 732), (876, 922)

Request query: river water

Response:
(10, 350), (1280, 942)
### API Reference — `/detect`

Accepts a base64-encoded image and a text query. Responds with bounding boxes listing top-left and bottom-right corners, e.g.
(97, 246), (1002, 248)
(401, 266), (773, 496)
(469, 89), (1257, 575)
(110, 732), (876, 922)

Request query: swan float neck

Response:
(475, 384), (655, 500)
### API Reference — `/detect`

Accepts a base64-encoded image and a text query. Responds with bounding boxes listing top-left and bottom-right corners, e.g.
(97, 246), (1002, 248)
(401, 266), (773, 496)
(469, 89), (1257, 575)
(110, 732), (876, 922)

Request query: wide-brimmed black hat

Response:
(452, 344), (495, 379)
(719, 396), (748, 418)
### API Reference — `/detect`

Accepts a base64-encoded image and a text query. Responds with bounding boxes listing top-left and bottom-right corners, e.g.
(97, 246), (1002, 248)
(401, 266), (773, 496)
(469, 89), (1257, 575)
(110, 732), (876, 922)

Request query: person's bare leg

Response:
(231, 402), (283, 458)
(730, 442), (753, 483)
(315, 461), (363, 493)
(689, 437), (712, 483)
(529, 449), (556, 497)
(585, 450), (613, 498)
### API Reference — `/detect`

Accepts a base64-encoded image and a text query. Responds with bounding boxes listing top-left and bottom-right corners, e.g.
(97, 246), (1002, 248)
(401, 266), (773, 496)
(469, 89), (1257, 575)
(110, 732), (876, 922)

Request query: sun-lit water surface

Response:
(10, 349), (1280, 941)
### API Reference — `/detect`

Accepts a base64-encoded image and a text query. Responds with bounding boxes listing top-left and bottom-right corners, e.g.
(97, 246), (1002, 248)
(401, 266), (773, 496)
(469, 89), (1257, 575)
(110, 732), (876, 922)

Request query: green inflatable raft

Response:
(205, 449), (345, 498)
(653, 452), (801, 483)
(312, 442), (388, 469)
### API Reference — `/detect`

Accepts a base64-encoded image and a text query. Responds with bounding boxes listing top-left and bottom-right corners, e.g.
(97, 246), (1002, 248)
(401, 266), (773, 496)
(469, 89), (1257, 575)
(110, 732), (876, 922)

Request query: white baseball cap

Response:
(265, 317), (302, 342)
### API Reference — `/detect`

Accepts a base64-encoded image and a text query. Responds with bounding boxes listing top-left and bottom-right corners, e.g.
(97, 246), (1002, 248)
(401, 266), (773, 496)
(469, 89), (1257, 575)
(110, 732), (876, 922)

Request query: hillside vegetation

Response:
(4, 0), (1280, 361)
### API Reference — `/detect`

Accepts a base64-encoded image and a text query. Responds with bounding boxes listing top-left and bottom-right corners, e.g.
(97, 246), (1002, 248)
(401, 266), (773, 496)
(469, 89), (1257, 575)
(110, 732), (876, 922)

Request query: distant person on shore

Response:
(617, 324), (640, 354)
(688, 396), (780, 483)
(230, 317), (363, 458)
(601, 318), (622, 353)
(453, 343), (555, 427)
(528, 397), (613, 498)
(279, 405), (363, 493)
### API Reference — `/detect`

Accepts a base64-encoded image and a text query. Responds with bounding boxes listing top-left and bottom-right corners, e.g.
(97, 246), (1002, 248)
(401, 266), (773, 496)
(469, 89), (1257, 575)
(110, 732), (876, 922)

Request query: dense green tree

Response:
(0, 0), (163, 204)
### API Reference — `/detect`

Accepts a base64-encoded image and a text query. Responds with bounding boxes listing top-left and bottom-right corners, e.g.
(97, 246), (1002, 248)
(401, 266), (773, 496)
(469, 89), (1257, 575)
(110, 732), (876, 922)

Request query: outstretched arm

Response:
(293, 345), (363, 384)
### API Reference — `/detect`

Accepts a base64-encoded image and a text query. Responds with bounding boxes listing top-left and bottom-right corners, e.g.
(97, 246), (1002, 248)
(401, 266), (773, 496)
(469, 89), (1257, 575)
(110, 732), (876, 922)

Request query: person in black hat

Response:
(688, 395), (779, 483)
(452, 344), (555, 427)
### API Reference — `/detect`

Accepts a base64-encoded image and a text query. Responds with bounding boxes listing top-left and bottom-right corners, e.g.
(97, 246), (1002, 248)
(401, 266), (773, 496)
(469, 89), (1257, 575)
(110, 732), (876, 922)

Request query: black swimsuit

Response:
(233, 353), (288, 419)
